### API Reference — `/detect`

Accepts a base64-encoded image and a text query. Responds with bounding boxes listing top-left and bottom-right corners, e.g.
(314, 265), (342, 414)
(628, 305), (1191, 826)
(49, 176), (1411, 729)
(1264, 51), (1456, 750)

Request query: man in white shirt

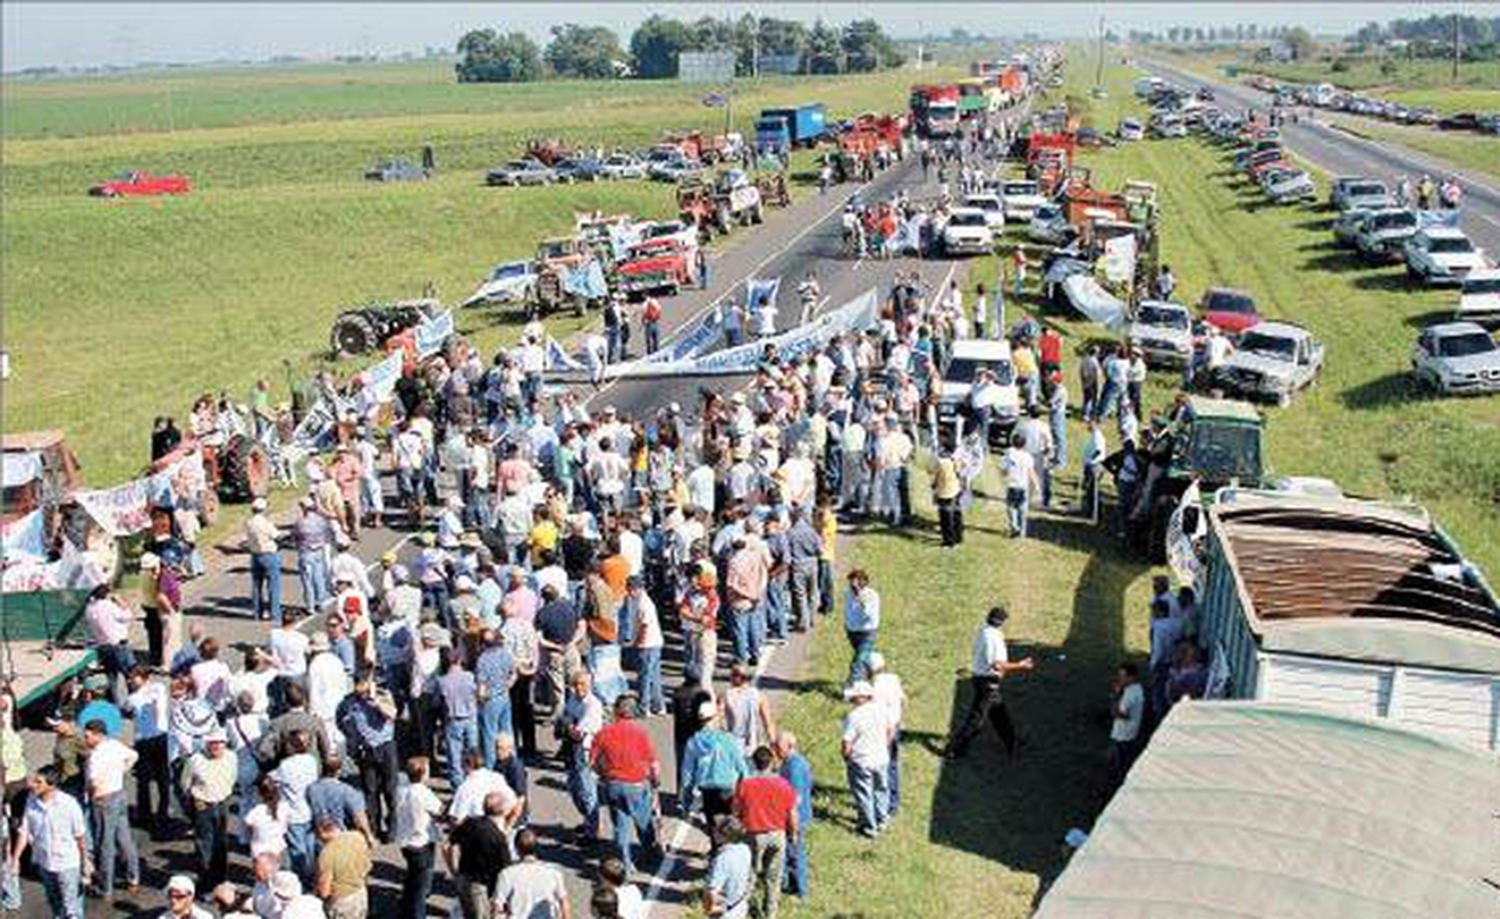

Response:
(84, 721), (139, 895)
(1109, 663), (1146, 791)
(1000, 435), (1039, 539)
(493, 828), (571, 919)
(393, 755), (444, 919)
(449, 751), (520, 825)
(588, 439), (630, 513)
(840, 681), (893, 837)
(10, 766), (89, 919)
(304, 632), (350, 743)
(942, 606), (1034, 760)
(866, 653), (907, 820)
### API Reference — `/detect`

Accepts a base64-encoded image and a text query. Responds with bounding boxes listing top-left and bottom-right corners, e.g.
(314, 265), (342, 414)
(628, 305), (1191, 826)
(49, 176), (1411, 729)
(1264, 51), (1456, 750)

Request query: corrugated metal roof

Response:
(1034, 702), (1500, 919)
(1210, 490), (1500, 644)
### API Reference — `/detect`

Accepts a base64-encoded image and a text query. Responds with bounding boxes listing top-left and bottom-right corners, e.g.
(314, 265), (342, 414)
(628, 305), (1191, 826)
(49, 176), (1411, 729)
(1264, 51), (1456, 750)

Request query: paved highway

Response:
(1142, 58), (1500, 255)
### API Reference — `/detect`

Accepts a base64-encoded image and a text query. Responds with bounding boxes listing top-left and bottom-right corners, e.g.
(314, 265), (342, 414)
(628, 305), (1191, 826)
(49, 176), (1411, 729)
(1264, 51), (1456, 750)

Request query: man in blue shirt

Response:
(703, 816), (753, 919)
(335, 673), (398, 842)
(678, 703), (748, 823)
(843, 569), (881, 686)
(305, 754), (375, 849)
(775, 732), (814, 897)
(475, 631), (515, 770)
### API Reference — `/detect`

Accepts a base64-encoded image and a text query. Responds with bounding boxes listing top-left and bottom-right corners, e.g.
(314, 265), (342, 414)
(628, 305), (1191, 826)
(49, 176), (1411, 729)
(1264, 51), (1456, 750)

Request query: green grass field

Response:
(775, 51), (1500, 919)
(1327, 116), (1500, 181)
(1, 61), (957, 484)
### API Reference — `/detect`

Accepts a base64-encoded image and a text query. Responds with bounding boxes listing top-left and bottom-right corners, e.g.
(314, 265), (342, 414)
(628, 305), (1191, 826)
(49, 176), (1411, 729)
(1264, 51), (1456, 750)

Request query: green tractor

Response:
(1134, 396), (1265, 561)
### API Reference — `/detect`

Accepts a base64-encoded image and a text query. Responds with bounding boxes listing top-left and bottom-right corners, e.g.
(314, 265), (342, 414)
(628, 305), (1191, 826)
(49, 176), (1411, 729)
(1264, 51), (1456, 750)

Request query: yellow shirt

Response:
(317, 831), (372, 899)
(529, 520), (559, 557)
(819, 513), (839, 565)
(930, 456), (961, 501)
(1013, 346), (1038, 380)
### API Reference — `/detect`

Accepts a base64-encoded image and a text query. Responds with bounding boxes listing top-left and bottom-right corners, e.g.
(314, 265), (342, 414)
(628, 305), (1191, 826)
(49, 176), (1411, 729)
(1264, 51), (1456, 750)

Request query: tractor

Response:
(525, 137), (576, 166)
(533, 237), (609, 317)
(328, 299), (441, 357)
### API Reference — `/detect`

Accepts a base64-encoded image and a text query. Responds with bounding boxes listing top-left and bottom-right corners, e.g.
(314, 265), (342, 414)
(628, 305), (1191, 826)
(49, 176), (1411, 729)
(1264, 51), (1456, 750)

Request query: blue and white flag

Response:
(545, 337), (588, 372)
(415, 310), (455, 358)
(563, 261), (609, 300)
(642, 306), (724, 365)
(746, 277), (781, 313)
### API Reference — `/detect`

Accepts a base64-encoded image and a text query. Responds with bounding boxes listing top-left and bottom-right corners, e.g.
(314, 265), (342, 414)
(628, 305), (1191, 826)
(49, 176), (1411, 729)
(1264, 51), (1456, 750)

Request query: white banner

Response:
(74, 478), (154, 537)
(746, 277), (781, 313)
(1102, 234), (1137, 284)
(1165, 480), (1203, 589)
(1, 510), (47, 560)
(2, 541), (103, 594)
(1061, 274), (1128, 333)
(415, 310), (455, 358)
(593, 288), (879, 379)
(364, 349), (405, 403)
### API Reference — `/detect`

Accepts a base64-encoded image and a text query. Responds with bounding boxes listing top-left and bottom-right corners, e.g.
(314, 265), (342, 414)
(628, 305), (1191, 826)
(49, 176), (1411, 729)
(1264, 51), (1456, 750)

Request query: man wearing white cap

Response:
(306, 632), (351, 745)
(866, 653), (907, 819)
(244, 496), (283, 623)
(182, 729), (236, 890)
(840, 680), (892, 838)
(160, 875), (212, 919)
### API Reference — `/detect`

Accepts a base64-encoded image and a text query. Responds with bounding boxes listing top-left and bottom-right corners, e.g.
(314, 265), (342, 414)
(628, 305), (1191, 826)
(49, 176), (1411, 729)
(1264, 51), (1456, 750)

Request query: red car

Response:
(1200, 287), (1262, 335)
(89, 170), (192, 198)
(614, 239), (694, 296)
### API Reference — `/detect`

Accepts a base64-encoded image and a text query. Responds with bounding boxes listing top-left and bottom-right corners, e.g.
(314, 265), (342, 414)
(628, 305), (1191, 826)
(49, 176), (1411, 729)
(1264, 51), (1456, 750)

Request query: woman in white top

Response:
(243, 774), (289, 861)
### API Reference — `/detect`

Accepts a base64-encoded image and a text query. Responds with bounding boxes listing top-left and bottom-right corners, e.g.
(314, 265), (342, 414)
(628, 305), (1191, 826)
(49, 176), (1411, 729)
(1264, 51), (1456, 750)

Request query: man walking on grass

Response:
(841, 681), (892, 839)
(943, 606), (1035, 760)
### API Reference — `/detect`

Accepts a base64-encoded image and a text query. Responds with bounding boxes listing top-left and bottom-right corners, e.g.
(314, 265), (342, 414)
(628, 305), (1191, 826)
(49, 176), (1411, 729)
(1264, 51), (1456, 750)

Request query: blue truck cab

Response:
(756, 104), (827, 154)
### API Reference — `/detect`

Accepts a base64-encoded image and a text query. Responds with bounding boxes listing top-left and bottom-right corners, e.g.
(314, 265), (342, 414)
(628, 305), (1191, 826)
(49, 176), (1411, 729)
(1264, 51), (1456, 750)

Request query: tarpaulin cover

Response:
(564, 261), (609, 299)
(1061, 274), (1128, 332)
(1035, 702), (1500, 919)
(2, 452), (43, 489)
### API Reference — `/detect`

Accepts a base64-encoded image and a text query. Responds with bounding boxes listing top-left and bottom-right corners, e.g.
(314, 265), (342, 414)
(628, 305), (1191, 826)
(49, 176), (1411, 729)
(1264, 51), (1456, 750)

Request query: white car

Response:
(963, 193), (1006, 229)
(1405, 227), (1489, 286)
(599, 153), (645, 180)
(940, 208), (994, 257)
(1263, 168), (1316, 203)
(1118, 118), (1145, 141)
(997, 179), (1047, 223)
(1332, 178), (1394, 213)
(1127, 300), (1194, 367)
(1412, 321), (1500, 395)
(462, 260), (537, 308)
(1353, 208), (1418, 262)
(637, 219), (699, 252)
(1213, 321), (1325, 405)
(1152, 116), (1188, 138)
(1457, 269), (1500, 327)
(936, 339), (1020, 443)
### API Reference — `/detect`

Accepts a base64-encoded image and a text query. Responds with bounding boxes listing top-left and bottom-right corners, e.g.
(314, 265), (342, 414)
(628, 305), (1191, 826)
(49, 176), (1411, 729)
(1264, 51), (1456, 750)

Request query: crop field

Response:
(775, 52), (1500, 919)
(1, 61), (958, 484)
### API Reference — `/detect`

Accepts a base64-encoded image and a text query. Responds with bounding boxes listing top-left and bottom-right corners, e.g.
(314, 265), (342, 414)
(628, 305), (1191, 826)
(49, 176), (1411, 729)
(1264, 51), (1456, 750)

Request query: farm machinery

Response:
(328, 298), (442, 357)
(525, 138), (577, 166)
(677, 171), (765, 241)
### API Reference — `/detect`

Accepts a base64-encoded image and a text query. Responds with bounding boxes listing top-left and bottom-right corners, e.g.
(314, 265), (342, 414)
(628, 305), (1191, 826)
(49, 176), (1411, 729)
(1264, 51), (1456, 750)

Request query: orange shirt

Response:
(599, 553), (630, 598)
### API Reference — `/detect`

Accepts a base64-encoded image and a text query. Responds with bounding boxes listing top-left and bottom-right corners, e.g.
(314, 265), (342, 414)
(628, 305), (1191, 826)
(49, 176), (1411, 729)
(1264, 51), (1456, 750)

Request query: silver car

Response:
(1412, 322), (1500, 395)
(1213, 321), (1325, 405)
(1127, 300), (1194, 367)
(486, 159), (554, 187)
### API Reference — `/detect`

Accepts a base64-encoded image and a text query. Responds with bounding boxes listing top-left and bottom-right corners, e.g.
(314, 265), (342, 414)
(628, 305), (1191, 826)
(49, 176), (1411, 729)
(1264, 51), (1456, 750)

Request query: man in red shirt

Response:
(733, 746), (800, 919)
(590, 694), (662, 876)
(1038, 326), (1064, 378)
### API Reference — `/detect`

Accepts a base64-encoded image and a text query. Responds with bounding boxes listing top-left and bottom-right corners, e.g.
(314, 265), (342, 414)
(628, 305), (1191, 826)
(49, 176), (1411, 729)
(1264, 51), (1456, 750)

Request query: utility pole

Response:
(1095, 14), (1106, 89)
(1451, 13), (1460, 83)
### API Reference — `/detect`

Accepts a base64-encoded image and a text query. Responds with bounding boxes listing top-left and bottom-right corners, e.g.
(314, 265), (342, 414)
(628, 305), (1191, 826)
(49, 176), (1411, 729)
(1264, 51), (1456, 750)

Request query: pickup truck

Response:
(1211, 321), (1324, 405)
(1353, 208), (1418, 262)
(1331, 178), (1393, 213)
(1404, 227), (1489, 286)
(963, 193), (1006, 229)
(936, 339), (1020, 444)
(1457, 269), (1500, 327)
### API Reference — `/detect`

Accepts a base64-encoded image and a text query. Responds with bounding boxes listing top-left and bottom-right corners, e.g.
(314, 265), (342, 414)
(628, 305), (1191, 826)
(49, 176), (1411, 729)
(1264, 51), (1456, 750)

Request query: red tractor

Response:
(88, 170), (192, 198)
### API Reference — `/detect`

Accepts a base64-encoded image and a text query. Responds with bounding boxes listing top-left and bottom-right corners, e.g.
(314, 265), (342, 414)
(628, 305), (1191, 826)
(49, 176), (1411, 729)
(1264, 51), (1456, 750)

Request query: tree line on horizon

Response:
(454, 14), (904, 83)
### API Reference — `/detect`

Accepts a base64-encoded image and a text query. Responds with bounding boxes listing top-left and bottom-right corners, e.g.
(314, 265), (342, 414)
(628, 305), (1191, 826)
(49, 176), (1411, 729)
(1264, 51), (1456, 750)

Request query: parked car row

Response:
(1248, 76), (1500, 136)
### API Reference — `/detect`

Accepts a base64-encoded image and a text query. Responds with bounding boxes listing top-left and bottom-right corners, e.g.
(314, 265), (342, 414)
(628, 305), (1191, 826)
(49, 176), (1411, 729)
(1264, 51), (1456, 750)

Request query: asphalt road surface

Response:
(14, 126), (1027, 919)
(1141, 58), (1500, 255)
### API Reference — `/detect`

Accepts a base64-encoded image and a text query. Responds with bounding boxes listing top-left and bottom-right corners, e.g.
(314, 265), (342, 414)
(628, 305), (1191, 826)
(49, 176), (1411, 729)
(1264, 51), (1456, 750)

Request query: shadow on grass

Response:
(927, 512), (1145, 908)
(1339, 370), (1425, 410)
(1351, 271), (1416, 292)
(1302, 250), (1370, 273)
(1404, 308), (1456, 329)
(1293, 216), (1336, 232)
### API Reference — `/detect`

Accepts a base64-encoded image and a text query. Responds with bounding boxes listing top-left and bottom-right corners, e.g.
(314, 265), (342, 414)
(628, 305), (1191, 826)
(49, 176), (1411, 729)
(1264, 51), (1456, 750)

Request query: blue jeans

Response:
(424, 582), (452, 629)
(1097, 381), (1121, 421)
(298, 548), (329, 612)
(783, 826), (809, 896)
(400, 844), (435, 919)
(250, 551), (283, 622)
(444, 717), (478, 789)
(1006, 487), (1029, 538)
(192, 801), (230, 889)
(789, 560), (819, 632)
(636, 647), (664, 713)
(1050, 411), (1068, 469)
(604, 781), (658, 875)
(846, 630), (876, 684)
(568, 744), (599, 838)
(766, 578), (789, 640)
(846, 761), (890, 833)
(887, 733), (902, 816)
(730, 607), (761, 664)
(38, 867), (83, 919)
(286, 820), (314, 886)
(90, 793), (139, 894)
(479, 694), (513, 770)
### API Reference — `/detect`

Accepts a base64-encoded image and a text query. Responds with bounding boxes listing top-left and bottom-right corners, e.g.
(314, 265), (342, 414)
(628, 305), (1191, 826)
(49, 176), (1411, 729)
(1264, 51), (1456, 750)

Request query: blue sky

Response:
(3, 2), (1489, 71)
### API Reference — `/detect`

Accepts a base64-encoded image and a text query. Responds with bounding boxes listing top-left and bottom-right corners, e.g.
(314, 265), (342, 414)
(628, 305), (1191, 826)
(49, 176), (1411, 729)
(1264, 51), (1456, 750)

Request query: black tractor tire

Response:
(329, 311), (380, 356)
(217, 435), (271, 504)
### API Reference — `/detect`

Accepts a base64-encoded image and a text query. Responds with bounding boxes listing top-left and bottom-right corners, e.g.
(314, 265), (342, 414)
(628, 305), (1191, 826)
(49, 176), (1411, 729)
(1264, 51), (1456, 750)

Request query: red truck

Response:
(660, 130), (743, 165)
(614, 238), (696, 297)
(1026, 132), (1077, 193)
(909, 85), (960, 138)
(88, 170), (192, 198)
